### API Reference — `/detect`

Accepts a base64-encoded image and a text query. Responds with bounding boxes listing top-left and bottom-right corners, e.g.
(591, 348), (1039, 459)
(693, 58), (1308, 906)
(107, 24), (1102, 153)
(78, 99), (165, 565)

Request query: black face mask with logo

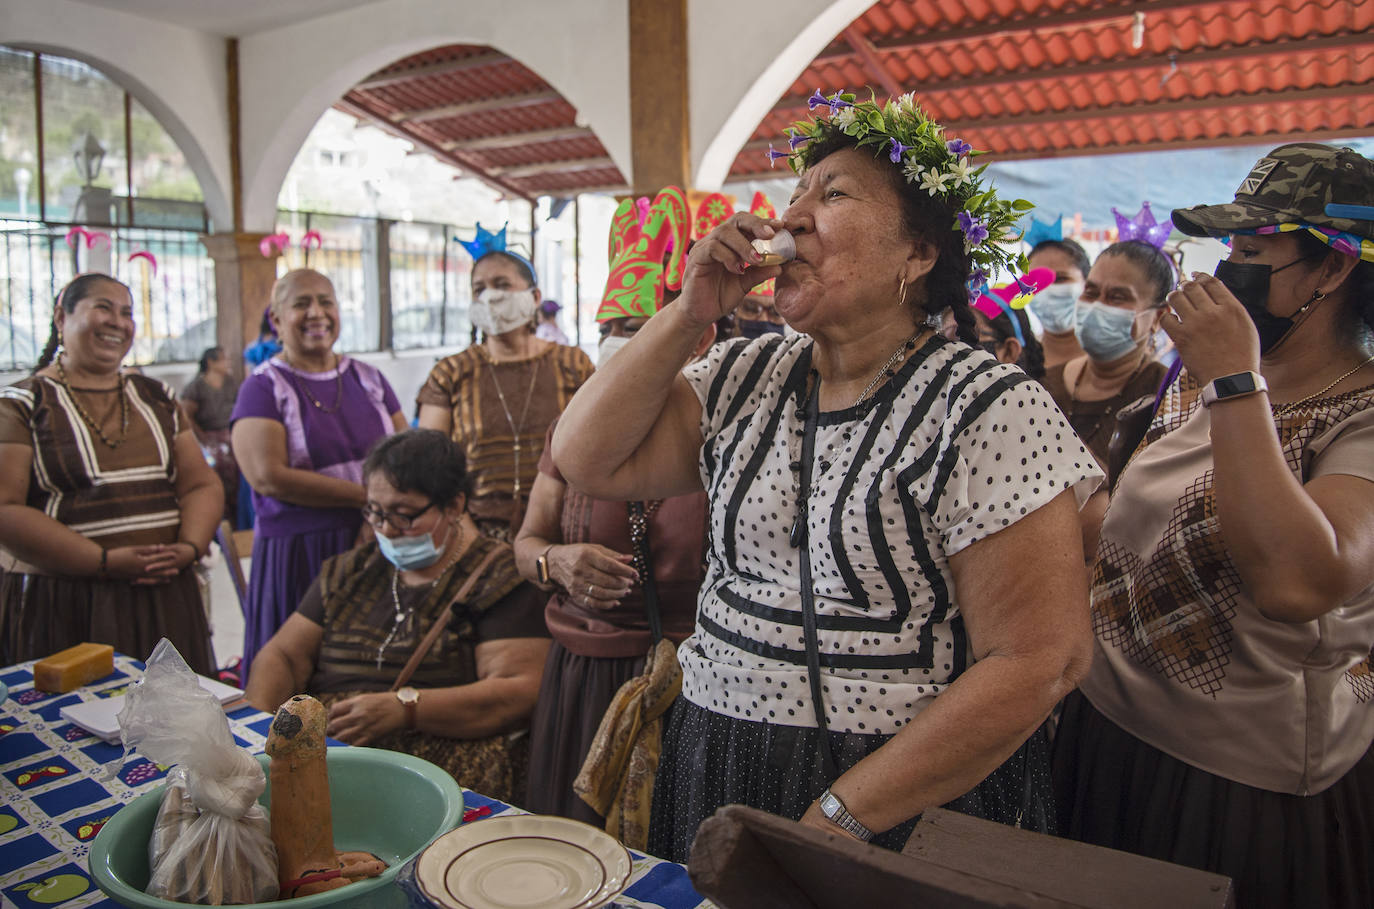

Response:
(1212, 255), (1316, 354)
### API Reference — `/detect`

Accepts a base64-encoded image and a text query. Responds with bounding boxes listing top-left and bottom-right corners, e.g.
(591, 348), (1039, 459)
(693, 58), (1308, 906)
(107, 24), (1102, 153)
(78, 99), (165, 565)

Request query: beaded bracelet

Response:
(179, 540), (203, 561)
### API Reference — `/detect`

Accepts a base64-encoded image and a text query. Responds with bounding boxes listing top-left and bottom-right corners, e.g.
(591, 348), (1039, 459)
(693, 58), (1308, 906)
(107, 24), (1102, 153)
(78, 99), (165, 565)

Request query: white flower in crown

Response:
(832, 106), (859, 132)
(896, 92), (918, 113)
(902, 158), (925, 184)
(919, 168), (953, 197)
(947, 156), (975, 188)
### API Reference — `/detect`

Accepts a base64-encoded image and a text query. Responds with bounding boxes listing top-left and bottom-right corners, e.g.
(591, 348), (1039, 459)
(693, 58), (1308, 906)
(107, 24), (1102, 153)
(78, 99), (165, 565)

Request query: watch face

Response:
(1213, 373), (1258, 398)
(397, 687), (419, 704)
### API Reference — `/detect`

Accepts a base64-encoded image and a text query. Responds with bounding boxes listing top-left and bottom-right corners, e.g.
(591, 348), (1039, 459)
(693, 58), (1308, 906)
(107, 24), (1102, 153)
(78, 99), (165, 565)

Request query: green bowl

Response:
(89, 747), (463, 909)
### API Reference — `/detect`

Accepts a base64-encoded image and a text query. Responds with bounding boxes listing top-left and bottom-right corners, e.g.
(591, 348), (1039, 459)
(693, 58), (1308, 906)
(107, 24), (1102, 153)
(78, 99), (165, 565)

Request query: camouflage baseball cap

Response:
(1172, 143), (1374, 241)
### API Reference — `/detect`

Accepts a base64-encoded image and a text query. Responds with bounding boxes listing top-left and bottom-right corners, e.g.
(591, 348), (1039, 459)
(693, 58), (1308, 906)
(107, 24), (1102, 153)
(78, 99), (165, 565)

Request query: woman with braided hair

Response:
(0, 273), (220, 672)
(552, 92), (1101, 859)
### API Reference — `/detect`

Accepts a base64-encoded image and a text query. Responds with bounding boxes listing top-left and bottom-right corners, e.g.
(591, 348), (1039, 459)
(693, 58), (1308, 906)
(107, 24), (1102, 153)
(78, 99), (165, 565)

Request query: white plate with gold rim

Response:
(415, 815), (632, 909)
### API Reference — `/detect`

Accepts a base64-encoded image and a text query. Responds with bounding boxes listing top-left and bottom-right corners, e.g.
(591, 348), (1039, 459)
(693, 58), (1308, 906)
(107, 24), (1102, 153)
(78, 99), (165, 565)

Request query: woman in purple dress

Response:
(232, 269), (405, 681)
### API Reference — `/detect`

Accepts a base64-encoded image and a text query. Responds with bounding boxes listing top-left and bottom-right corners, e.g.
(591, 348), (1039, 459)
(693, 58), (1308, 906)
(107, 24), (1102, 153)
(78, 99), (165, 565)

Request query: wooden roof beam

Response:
(391, 89), (562, 124)
(442, 125), (594, 152)
(355, 52), (510, 91)
(488, 157), (616, 179)
(841, 25), (905, 99)
(333, 96), (533, 201)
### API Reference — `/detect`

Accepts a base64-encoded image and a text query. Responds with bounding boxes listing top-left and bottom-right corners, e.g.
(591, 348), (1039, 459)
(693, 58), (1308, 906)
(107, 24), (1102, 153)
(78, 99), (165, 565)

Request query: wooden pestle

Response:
(265, 695), (385, 899)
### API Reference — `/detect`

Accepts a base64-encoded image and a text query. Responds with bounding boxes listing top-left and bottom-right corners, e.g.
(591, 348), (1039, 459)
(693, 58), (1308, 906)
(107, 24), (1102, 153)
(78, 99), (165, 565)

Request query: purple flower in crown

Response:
(807, 89), (830, 111)
(957, 211), (989, 246)
(766, 144), (790, 168)
(888, 137), (912, 164)
(966, 268), (991, 301)
(788, 133), (812, 151)
(827, 90), (853, 110)
(946, 138), (973, 159)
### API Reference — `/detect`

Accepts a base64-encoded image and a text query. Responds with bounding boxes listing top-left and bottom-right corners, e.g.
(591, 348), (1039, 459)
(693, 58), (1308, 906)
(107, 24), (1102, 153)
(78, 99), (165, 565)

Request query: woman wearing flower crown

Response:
(0, 273), (220, 673)
(1054, 143), (1374, 909)
(551, 92), (1102, 858)
(232, 268), (407, 683)
(418, 238), (594, 541)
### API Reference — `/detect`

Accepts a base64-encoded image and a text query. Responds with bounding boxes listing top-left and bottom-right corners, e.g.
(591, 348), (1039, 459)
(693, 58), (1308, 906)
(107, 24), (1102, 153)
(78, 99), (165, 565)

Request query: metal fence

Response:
(0, 220), (216, 371)
(0, 211), (533, 372)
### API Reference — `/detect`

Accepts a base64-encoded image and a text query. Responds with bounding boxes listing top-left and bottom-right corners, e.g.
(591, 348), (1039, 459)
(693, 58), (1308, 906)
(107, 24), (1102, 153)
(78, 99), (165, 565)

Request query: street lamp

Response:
(72, 131), (106, 186)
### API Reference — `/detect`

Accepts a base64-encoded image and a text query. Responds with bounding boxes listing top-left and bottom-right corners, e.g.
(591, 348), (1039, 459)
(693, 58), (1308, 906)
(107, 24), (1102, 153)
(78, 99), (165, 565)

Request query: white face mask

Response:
(1074, 300), (1144, 362)
(597, 334), (631, 367)
(1028, 281), (1083, 334)
(471, 288), (538, 337)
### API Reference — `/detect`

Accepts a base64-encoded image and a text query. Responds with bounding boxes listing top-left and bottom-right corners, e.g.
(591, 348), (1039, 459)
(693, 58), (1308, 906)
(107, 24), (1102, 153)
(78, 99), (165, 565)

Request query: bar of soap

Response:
(34, 643), (114, 693)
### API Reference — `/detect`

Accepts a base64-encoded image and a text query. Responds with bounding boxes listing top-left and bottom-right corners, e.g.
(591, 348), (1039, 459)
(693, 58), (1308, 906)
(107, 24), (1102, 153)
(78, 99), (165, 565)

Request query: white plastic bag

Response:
(116, 639), (278, 904)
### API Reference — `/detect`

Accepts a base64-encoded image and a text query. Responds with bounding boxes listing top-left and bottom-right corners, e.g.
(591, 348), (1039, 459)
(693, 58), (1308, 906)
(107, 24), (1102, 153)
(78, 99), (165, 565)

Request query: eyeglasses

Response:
(360, 500), (437, 531)
(738, 300), (781, 321)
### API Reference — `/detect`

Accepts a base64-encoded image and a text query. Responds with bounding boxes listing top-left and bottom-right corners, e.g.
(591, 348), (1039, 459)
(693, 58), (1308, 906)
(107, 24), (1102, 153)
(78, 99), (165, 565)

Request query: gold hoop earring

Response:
(897, 275), (908, 307)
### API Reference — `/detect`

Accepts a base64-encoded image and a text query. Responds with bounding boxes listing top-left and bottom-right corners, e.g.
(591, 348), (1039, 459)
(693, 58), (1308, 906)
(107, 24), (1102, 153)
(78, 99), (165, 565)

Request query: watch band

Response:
(1200, 370), (1267, 407)
(818, 788), (874, 842)
(535, 545), (554, 586)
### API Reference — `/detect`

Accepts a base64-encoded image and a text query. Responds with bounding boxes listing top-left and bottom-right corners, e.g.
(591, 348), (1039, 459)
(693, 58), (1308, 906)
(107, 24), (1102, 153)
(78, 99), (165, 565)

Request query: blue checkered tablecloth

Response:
(0, 655), (712, 909)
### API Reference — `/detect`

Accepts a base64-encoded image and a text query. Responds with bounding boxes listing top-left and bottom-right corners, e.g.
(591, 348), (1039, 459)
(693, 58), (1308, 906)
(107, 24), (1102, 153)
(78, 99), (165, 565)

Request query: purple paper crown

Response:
(1112, 202), (1173, 250)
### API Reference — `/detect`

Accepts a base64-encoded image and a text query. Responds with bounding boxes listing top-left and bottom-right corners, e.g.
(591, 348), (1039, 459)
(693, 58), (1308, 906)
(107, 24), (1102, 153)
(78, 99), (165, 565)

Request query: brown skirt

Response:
(525, 642), (646, 825)
(314, 691), (529, 806)
(0, 568), (214, 676)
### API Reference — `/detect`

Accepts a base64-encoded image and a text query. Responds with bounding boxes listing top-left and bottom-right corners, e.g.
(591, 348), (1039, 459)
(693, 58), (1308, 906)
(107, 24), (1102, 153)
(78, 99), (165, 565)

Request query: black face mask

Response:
(737, 318), (785, 340)
(1213, 256), (1315, 355)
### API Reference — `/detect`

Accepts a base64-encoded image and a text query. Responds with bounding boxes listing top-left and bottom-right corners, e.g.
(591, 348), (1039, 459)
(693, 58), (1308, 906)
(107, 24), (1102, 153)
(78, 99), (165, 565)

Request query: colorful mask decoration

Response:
(748, 192), (779, 298)
(597, 186), (689, 322)
(693, 193), (735, 241)
(970, 267), (1055, 345)
(1112, 202), (1173, 250)
(1024, 215), (1063, 249)
(775, 90), (1033, 299)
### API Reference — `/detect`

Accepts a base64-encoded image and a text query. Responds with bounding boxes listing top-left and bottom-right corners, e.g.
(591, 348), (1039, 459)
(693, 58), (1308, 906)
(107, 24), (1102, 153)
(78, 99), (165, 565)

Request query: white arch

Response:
(691, 0), (875, 190)
(238, 0), (632, 231)
(1, 0), (234, 230)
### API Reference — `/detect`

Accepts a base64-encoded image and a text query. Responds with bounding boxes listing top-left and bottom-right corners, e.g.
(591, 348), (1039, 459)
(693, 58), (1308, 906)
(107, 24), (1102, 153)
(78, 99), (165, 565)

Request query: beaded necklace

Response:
(55, 355), (129, 449)
(1272, 355), (1374, 417)
(376, 521), (467, 669)
(282, 352), (344, 414)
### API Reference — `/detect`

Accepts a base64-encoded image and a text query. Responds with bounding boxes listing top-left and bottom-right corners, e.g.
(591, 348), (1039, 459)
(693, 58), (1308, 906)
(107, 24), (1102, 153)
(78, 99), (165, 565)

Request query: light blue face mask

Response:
(377, 520), (451, 571)
(1028, 281), (1082, 334)
(1074, 301), (1143, 362)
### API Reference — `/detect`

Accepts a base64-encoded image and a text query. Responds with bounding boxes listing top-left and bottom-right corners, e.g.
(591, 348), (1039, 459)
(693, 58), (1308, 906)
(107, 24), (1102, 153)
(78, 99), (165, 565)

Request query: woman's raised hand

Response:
(1161, 272), (1261, 385)
(678, 212), (784, 327)
(547, 543), (637, 610)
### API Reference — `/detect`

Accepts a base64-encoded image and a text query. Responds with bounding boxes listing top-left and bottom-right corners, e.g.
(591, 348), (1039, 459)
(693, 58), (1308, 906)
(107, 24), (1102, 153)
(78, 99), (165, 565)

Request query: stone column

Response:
(200, 232), (279, 380)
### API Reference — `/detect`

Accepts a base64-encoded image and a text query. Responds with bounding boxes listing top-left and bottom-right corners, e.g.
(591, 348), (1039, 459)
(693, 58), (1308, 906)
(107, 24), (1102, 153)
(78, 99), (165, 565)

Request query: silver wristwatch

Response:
(818, 788), (874, 841)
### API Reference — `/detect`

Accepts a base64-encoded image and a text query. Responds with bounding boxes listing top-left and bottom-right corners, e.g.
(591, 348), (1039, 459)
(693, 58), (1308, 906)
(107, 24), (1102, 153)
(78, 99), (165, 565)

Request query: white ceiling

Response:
(71, 0), (385, 37)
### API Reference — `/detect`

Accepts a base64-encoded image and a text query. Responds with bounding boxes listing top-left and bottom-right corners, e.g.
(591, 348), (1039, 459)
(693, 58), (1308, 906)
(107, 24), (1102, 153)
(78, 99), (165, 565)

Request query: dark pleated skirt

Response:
(647, 696), (1056, 864)
(525, 642), (646, 823)
(0, 569), (214, 676)
(1052, 691), (1374, 909)
(240, 526), (356, 680)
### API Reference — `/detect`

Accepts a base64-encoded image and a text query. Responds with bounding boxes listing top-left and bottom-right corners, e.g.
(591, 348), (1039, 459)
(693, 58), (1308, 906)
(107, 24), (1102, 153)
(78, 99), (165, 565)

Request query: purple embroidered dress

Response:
(230, 355), (400, 677)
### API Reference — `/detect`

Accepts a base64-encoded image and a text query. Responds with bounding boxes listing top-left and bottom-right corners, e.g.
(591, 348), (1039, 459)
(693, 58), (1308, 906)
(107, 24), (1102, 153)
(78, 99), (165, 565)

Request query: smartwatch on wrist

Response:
(818, 788), (874, 842)
(1200, 371), (1268, 408)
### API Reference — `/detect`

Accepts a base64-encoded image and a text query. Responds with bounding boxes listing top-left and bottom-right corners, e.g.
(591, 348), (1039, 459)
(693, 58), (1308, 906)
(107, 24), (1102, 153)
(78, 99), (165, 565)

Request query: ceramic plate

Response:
(415, 815), (631, 909)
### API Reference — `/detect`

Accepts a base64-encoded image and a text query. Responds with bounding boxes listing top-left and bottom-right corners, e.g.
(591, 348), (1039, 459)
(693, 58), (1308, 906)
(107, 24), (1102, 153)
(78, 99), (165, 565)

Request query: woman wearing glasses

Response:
(245, 429), (549, 804)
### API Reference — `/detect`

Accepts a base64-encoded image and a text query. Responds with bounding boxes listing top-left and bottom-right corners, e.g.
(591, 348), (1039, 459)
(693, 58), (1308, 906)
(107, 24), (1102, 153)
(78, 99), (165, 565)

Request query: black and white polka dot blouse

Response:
(679, 332), (1101, 735)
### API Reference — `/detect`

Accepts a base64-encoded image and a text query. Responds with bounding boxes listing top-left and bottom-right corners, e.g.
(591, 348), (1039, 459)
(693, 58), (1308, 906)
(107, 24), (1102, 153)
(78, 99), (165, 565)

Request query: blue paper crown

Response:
(1023, 215), (1063, 249)
(456, 222), (538, 286)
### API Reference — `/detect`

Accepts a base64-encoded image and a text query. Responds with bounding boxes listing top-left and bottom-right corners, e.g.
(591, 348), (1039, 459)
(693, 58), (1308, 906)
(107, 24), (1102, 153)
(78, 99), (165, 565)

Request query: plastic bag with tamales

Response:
(115, 638), (278, 904)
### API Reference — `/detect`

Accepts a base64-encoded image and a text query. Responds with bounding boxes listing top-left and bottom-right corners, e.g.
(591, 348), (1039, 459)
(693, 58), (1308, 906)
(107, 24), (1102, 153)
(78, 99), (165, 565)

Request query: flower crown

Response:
(772, 90), (1033, 300)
